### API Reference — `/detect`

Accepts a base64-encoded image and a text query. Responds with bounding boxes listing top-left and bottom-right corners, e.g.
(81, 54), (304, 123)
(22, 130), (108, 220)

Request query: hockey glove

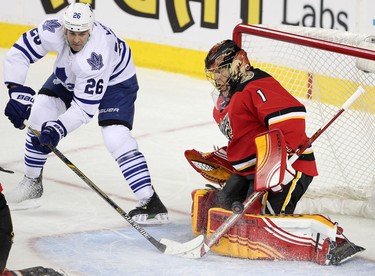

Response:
(184, 146), (234, 185)
(31, 120), (67, 154)
(4, 86), (36, 129)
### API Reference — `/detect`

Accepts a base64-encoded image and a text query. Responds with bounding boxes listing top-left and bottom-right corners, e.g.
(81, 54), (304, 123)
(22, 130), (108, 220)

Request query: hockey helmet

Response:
(63, 3), (95, 33)
(205, 40), (251, 110)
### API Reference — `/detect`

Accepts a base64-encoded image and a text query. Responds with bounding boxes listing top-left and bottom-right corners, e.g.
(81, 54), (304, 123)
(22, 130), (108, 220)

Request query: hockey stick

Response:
(0, 166), (15, 174)
(181, 85), (366, 258)
(27, 127), (204, 256)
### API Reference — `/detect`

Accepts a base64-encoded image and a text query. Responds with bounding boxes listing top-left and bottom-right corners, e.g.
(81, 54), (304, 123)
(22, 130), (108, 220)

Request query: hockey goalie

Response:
(187, 143), (365, 265)
(185, 39), (365, 265)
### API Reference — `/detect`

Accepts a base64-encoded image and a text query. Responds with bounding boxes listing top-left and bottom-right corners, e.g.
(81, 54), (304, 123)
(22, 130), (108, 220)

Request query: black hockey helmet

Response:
(205, 40), (241, 70)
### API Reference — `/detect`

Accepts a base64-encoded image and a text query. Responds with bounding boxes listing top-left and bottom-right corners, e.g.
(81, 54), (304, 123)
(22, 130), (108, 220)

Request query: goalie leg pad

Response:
(206, 209), (323, 261)
(191, 184), (262, 238)
(203, 209), (364, 264)
(191, 189), (217, 235)
(191, 183), (262, 238)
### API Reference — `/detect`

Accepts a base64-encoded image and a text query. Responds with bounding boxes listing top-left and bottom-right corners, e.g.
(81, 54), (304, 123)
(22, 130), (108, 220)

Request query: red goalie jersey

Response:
(213, 68), (318, 177)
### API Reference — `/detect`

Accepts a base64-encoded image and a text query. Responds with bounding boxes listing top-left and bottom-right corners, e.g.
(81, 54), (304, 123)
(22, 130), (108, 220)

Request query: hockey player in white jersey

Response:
(3, 3), (168, 224)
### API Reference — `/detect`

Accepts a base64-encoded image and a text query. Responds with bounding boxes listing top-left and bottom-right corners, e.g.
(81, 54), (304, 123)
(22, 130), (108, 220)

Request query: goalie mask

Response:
(205, 40), (252, 111)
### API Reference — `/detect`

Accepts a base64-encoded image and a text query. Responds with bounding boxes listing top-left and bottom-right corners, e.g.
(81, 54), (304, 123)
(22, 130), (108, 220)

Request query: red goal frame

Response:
(232, 24), (375, 60)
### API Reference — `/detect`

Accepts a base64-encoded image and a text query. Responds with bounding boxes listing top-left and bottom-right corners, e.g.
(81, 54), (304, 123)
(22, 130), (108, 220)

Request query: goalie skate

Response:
(324, 237), (365, 265)
(128, 191), (169, 225)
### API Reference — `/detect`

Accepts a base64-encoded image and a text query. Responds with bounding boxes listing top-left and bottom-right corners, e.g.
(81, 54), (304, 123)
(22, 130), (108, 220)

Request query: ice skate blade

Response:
(131, 213), (170, 225)
(8, 198), (41, 211)
(332, 245), (366, 265)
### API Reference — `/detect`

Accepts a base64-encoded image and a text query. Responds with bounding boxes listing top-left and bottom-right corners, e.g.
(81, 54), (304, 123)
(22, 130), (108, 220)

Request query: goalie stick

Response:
(27, 127), (204, 257)
(180, 85), (366, 259)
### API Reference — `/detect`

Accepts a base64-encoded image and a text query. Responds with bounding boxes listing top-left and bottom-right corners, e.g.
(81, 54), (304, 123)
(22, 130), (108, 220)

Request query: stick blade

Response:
(254, 129), (286, 192)
(161, 235), (207, 258)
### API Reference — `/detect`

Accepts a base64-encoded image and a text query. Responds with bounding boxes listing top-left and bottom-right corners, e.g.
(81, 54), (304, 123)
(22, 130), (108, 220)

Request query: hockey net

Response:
(233, 24), (375, 218)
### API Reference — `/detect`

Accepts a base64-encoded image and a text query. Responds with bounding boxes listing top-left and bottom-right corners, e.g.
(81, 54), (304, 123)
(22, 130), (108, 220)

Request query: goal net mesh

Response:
(233, 24), (375, 218)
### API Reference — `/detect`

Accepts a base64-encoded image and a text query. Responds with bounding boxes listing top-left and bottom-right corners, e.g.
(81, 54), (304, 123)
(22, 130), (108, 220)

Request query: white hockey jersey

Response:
(3, 18), (136, 133)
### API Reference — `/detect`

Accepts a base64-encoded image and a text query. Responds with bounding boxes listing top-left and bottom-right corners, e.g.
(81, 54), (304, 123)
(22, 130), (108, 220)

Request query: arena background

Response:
(0, 0), (374, 78)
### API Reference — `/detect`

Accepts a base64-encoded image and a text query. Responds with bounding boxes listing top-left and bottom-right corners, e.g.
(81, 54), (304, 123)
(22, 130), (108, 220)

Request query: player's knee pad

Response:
(102, 125), (138, 159)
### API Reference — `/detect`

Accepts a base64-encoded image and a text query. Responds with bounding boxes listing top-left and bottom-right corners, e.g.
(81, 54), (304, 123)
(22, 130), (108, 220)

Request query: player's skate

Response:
(5, 173), (43, 210)
(129, 191), (169, 225)
(5, 266), (66, 276)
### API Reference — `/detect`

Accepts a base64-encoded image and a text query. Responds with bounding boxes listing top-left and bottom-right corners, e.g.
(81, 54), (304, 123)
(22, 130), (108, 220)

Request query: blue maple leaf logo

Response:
(87, 52), (104, 70)
(42, 19), (61, 33)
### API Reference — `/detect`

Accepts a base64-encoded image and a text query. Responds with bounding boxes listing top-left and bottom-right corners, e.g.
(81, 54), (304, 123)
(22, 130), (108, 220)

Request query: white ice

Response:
(1, 49), (374, 276)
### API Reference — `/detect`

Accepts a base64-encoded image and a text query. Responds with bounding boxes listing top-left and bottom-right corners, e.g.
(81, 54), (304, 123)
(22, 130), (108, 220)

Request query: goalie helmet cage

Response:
(232, 24), (375, 218)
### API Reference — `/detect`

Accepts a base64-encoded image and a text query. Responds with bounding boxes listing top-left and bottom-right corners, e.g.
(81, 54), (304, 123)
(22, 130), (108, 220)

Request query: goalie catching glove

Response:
(184, 146), (234, 185)
(184, 145), (295, 189)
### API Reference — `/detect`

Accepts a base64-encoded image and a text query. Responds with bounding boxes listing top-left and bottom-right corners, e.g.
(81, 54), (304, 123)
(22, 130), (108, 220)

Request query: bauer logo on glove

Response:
(4, 86), (36, 129)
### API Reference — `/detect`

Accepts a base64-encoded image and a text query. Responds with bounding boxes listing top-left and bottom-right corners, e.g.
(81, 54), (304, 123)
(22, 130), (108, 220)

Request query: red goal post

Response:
(232, 24), (375, 218)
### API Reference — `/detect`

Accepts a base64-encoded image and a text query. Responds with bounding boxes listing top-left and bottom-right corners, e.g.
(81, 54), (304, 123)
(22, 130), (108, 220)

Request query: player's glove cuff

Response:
(8, 85), (36, 99)
(42, 120), (67, 141)
(31, 120), (67, 154)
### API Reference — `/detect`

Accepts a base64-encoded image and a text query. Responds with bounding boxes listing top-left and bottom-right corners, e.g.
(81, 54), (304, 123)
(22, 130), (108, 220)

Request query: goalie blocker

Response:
(191, 189), (365, 265)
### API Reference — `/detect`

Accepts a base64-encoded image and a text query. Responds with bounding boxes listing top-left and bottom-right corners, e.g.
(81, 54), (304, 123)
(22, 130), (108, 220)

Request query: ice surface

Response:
(1, 49), (374, 275)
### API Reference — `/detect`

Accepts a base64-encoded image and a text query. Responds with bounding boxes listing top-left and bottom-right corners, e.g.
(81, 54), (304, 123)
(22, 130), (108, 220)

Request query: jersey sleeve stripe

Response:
(22, 33), (44, 59)
(264, 106), (306, 128)
(113, 40), (127, 72)
(231, 155), (257, 172)
(13, 43), (34, 63)
(73, 95), (101, 105)
(110, 48), (132, 81)
(268, 112), (306, 125)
